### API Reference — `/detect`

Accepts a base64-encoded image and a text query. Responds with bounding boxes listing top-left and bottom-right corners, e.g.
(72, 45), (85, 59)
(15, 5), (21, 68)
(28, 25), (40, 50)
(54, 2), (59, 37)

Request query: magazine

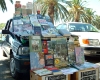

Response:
(21, 15), (30, 24)
(68, 42), (76, 65)
(44, 54), (54, 66)
(60, 67), (78, 75)
(74, 47), (85, 65)
(38, 19), (47, 25)
(30, 15), (41, 26)
(33, 69), (52, 76)
(30, 52), (45, 70)
(51, 37), (68, 68)
(34, 26), (42, 35)
(51, 37), (67, 56)
(58, 29), (71, 37)
(73, 62), (98, 70)
(29, 36), (42, 52)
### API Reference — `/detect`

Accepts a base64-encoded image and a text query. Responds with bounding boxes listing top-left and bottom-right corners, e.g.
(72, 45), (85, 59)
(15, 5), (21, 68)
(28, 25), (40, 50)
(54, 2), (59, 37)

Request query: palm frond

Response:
(0, 0), (13, 12)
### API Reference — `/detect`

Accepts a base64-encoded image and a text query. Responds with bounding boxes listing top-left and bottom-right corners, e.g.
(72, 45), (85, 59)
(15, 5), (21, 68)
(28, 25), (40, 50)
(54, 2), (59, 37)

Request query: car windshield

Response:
(69, 23), (99, 32)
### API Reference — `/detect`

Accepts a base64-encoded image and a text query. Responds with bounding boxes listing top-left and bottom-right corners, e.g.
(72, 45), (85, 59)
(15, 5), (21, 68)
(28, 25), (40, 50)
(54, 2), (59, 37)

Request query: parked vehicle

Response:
(56, 22), (100, 56)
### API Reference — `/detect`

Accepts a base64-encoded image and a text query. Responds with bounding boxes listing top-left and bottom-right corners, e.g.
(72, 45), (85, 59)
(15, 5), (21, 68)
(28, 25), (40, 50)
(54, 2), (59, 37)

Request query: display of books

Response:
(34, 69), (52, 76)
(74, 47), (85, 65)
(29, 36), (42, 52)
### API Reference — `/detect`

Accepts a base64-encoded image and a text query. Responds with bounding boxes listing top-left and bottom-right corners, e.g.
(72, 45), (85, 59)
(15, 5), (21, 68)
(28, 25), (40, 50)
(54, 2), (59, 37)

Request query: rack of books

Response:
(13, 2), (100, 80)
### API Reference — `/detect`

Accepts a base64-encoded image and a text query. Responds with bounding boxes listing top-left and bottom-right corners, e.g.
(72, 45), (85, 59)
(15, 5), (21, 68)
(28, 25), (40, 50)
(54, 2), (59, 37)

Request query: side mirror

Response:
(2, 30), (10, 34)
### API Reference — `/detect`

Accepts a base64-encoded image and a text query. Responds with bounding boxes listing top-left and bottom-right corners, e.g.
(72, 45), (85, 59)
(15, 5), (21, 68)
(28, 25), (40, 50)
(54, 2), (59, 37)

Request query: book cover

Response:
(60, 68), (78, 75)
(58, 29), (71, 37)
(21, 15), (30, 23)
(51, 69), (62, 75)
(34, 26), (42, 35)
(33, 68), (52, 76)
(38, 19), (47, 25)
(51, 37), (67, 57)
(51, 37), (68, 68)
(44, 54), (54, 66)
(74, 47), (85, 65)
(30, 15), (41, 26)
(47, 41), (54, 54)
(29, 36), (42, 52)
(44, 66), (59, 71)
(42, 31), (56, 37)
(30, 52), (45, 70)
(68, 42), (76, 65)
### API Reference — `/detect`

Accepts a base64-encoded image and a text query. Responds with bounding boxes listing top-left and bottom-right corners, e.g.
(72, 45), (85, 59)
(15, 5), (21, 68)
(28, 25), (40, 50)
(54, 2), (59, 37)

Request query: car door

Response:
(1, 19), (13, 57)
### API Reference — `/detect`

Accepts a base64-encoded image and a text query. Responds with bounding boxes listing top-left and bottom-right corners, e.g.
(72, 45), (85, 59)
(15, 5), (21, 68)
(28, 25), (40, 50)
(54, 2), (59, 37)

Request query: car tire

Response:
(10, 55), (20, 79)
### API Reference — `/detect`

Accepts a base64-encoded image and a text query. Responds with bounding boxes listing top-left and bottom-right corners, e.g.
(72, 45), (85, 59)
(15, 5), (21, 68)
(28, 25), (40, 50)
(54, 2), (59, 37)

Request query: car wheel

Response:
(10, 56), (20, 79)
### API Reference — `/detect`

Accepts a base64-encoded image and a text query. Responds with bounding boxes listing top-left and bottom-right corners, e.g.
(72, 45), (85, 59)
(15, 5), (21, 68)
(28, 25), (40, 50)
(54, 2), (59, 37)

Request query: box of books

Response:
(71, 67), (99, 80)
(30, 70), (71, 80)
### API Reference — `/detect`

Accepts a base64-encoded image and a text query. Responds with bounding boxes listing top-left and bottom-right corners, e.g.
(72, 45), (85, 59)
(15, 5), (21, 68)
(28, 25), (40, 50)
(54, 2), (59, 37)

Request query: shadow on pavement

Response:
(0, 58), (30, 80)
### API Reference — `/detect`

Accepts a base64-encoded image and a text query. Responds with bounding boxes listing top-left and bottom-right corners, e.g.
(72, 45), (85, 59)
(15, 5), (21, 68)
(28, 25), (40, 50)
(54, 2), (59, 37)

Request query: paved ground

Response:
(0, 47), (30, 80)
(0, 47), (14, 80)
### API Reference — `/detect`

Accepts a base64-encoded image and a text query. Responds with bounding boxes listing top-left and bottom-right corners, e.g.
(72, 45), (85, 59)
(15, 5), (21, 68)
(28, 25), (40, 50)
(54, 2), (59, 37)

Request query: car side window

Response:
(9, 22), (14, 32)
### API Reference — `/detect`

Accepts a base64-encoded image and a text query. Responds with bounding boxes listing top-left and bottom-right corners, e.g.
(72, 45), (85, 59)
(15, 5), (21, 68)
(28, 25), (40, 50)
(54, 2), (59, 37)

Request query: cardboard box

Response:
(71, 68), (99, 80)
(30, 71), (71, 80)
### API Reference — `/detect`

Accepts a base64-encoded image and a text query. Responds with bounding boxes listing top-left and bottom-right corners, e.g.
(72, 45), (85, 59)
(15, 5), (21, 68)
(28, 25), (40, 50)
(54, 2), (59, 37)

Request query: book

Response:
(68, 42), (76, 65)
(21, 15), (30, 23)
(51, 37), (68, 68)
(44, 54), (54, 66)
(29, 36), (42, 52)
(74, 47), (85, 65)
(60, 67), (78, 75)
(38, 19), (47, 25)
(30, 15), (41, 26)
(30, 52), (45, 70)
(42, 30), (56, 37)
(34, 26), (42, 35)
(51, 69), (62, 75)
(58, 29), (71, 37)
(73, 62), (97, 70)
(33, 69), (52, 76)
(44, 66), (59, 71)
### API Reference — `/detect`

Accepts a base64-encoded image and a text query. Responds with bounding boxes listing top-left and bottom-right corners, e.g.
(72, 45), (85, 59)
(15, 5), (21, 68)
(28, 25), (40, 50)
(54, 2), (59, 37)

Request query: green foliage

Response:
(0, 0), (13, 12)
(0, 23), (5, 30)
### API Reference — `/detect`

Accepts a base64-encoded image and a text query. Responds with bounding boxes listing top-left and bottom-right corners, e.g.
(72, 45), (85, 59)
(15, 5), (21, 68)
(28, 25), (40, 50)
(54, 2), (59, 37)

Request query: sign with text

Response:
(79, 68), (99, 80)
(45, 74), (67, 80)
